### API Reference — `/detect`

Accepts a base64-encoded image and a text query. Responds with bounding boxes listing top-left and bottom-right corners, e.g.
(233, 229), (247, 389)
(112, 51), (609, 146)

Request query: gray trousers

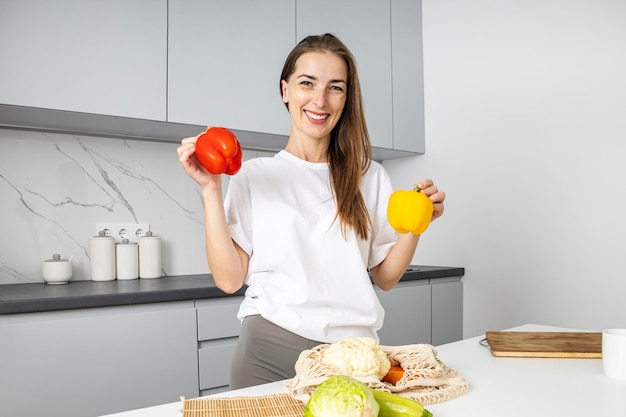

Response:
(229, 314), (323, 389)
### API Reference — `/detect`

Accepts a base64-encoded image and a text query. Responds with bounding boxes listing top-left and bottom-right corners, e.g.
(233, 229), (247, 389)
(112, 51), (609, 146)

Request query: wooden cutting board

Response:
(485, 331), (602, 358)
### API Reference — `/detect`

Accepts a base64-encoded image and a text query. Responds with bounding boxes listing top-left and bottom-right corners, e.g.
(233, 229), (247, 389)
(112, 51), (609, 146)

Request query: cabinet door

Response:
(168, 0), (295, 135)
(391, 0), (425, 153)
(0, 0), (167, 121)
(296, 0), (394, 150)
(431, 278), (464, 345)
(0, 302), (198, 417)
(376, 280), (431, 345)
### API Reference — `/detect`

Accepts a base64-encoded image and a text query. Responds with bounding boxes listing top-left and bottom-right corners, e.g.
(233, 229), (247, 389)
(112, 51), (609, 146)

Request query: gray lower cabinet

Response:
(376, 279), (432, 345)
(195, 297), (244, 396)
(431, 277), (464, 346)
(376, 276), (463, 346)
(0, 276), (461, 417)
(0, 297), (246, 417)
(0, 301), (198, 417)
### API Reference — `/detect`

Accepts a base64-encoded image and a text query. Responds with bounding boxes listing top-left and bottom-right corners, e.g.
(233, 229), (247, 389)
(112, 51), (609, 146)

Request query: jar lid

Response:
(46, 253), (68, 262)
(141, 231), (159, 238)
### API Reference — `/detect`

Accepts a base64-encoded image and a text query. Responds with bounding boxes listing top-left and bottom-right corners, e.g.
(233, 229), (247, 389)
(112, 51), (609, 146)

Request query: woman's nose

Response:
(312, 88), (327, 108)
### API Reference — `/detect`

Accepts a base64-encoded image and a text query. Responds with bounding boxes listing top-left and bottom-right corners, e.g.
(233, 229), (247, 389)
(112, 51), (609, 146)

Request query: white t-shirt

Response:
(224, 150), (397, 343)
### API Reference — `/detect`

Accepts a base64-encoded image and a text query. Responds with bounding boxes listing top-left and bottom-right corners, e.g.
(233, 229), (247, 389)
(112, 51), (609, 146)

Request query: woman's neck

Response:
(284, 136), (330, 163)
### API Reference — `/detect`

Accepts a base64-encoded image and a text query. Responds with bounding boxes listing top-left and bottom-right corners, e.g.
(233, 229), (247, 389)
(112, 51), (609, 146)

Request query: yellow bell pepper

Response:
(387, 186), (434, 235)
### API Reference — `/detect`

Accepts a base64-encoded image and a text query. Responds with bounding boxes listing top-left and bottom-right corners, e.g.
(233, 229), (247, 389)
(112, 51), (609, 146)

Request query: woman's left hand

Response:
(415, 179), (445, 221)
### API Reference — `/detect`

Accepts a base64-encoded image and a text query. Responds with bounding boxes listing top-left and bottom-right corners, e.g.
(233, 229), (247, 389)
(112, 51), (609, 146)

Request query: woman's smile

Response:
(304, 110), (330, 124)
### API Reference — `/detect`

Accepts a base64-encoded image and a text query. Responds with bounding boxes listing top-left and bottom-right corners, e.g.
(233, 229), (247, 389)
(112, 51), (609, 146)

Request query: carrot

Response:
(381, 364), (404, 385)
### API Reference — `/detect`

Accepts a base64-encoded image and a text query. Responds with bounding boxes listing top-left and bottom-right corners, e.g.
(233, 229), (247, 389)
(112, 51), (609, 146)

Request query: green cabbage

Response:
(304, 375), (379, 417)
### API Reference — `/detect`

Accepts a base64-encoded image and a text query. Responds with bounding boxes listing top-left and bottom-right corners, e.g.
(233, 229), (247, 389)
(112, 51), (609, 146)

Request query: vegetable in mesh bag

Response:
(320, 337), (391, 380)
(304, 375), (379, 417)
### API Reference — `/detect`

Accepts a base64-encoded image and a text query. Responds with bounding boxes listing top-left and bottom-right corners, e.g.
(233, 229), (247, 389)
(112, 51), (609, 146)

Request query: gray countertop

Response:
(0, 265), (464, 315)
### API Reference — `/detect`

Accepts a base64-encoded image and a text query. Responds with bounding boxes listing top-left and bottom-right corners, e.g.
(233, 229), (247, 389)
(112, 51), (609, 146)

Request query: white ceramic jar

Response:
(42, 253), (72, 284)
(138, 231), (161, 279)
(116, 238), (139, 280)
(90, 230), (115, 281)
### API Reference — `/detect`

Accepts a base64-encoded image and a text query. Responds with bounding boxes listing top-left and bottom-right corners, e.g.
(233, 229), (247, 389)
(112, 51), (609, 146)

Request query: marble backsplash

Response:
(0, 128), (272, 284)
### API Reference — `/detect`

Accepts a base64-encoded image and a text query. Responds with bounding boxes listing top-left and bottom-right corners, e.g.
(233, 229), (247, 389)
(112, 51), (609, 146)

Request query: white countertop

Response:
(99, 324), (626, 417)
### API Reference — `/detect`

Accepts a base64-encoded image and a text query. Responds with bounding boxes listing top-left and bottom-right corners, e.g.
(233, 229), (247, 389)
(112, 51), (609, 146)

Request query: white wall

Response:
(385, 0), (626, 337)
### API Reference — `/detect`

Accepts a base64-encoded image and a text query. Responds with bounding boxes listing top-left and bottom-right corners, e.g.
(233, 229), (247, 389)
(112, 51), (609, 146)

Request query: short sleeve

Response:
(363, 163), (398, 269)
(223, 170), (253, 256)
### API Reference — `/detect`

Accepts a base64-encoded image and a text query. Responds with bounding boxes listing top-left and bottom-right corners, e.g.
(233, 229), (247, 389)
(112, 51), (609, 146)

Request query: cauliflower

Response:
(320, 337), (391, 380)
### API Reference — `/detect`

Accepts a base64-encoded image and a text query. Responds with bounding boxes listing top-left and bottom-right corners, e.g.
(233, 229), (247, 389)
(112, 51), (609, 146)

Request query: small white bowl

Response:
(42, 254), (73, 284)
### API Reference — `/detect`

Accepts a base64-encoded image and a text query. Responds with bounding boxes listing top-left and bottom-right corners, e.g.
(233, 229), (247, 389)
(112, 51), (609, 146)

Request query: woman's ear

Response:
(281, 79), (289, 104)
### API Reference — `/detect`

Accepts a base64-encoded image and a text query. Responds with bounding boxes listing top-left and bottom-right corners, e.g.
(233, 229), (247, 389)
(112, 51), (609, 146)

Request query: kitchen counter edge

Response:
(0, 265), (464, 315)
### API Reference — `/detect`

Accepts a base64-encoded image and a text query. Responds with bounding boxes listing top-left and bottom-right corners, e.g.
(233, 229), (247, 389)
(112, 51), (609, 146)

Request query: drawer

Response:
(198, 339), (238, 390)
(196, 297), (243, 341)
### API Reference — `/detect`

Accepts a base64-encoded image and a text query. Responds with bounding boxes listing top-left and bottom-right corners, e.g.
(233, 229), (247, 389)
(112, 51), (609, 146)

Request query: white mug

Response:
(602, 328), (626, 380)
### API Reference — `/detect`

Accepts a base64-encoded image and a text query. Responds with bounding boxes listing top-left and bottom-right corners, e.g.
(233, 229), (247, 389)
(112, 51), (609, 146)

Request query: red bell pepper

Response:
(194, 127), (242, 175)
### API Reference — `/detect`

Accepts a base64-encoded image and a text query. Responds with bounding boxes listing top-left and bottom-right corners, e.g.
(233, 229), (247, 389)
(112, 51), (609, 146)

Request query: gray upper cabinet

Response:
(0, 0), (424, 159)
(167, 0), (295, 135)
(391, 0), (425, 153)
(297, 0), (394, 150)
(0, 0), (167, 121)
(297, 0), (425, 155)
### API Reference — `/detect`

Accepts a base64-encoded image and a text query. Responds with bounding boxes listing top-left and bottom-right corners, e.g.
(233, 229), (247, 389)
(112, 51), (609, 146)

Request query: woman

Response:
(177, 33), (445, 389)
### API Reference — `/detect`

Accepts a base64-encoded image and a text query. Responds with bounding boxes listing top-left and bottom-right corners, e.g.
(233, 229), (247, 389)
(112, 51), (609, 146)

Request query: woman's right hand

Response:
(178, 133), (248, 294)
(177, 134), (220, 188)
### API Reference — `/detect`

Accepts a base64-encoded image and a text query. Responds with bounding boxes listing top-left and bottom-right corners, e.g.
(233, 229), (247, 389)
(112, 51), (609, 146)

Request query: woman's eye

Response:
(330, 85), (345, 92)
(300, 80), (313, 87)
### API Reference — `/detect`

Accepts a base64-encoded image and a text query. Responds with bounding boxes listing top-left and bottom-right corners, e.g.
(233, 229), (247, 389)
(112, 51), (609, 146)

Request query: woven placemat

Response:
(181, 393), (305, 417)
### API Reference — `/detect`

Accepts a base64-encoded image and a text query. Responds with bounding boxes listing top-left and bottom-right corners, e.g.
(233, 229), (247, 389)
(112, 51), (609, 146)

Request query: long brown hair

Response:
(280, 33), (373, 240)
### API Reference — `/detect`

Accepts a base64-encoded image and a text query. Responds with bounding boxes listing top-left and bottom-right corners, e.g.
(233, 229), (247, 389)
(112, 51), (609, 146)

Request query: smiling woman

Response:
(176, 33), (446, 390)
